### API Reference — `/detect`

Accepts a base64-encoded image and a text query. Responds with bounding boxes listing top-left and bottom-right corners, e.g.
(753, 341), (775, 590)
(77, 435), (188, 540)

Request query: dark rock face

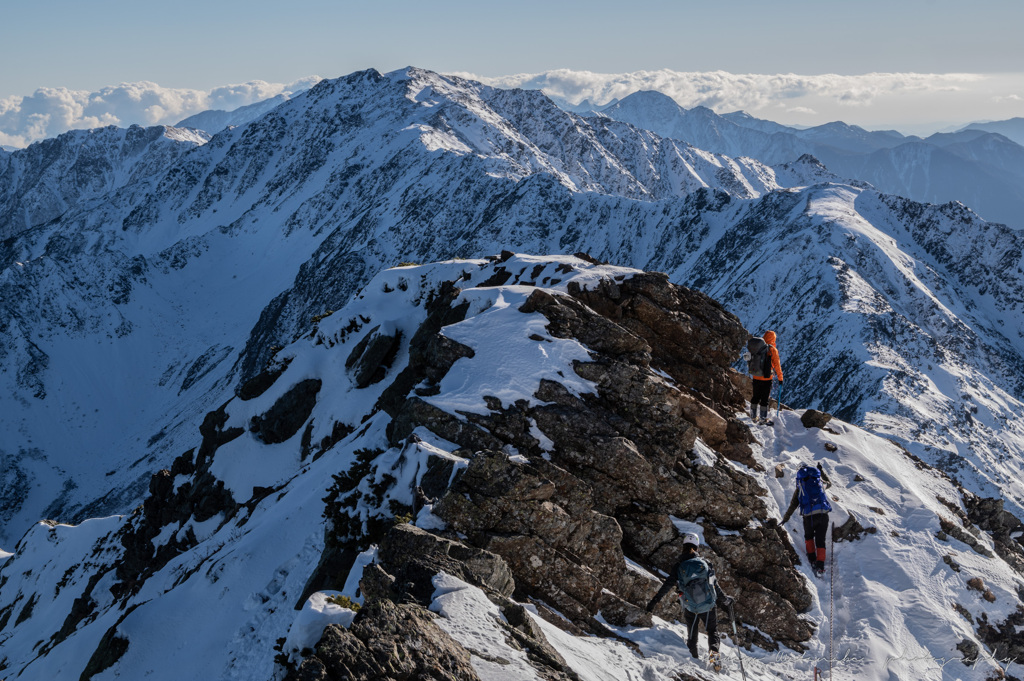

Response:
(375, 523), (515, 604)
(346, 326), (404, 389)
(800, 409), (833, 429)
(286, 599), (481, 681)
(832, 512), (877, 543)
(964, 494), (1024, 572)
(363, 271), (816, 650)
(250, 378), (322, 444)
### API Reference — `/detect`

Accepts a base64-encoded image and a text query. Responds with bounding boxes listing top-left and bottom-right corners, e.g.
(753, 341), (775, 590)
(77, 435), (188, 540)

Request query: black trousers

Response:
(684, 607), (720, 656)
(751, 379), (772, 407)
(803, 513), (830, 561)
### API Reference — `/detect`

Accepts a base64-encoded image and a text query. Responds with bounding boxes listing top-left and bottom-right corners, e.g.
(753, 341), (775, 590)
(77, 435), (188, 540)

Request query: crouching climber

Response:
(646, 532), (734, 670)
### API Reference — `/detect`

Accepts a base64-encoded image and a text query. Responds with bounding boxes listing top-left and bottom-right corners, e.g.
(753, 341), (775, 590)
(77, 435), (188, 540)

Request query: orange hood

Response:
(764, 330), (777, 346)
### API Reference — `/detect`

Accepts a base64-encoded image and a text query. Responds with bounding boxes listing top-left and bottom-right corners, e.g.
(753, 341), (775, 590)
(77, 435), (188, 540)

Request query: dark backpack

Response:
(747, 337), (771, 378)
(796, 465), (833, 515)
(676, 557), (716, 614)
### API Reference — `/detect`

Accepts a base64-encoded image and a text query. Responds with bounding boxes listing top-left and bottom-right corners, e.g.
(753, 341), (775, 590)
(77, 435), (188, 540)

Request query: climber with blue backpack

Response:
(646, 532), (735, 671)
(781, 463), (833, 577)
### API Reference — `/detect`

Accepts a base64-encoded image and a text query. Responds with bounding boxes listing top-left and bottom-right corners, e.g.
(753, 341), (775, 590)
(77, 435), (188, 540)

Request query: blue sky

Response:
(2, 0), (1023, 145)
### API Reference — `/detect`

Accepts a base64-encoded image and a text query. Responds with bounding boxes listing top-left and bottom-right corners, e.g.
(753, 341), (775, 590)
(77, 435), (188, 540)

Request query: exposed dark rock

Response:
(939, 515), (994, 558)
(346, 326), (403, 388)
(800, 409), (833, 429)
(113, 403), (243, 599)
(832, 512), (877, 543)
(565, 273), (748, 412)
(376, 523), (515, 604)
(976, 606), (1024, 664)
(250, 378), (322, 444)
(285, 599), (480, 681)
(375, 272), (812, 650)
(964, 493), (1024, 571)
(237, 357), (292, 400)
(80, 626), (130, 681)
(957, 638), (980, 665)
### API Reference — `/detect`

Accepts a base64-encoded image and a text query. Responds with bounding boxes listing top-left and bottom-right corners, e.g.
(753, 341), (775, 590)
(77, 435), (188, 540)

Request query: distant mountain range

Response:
(3, 66), (1023, 544)
(963, 117), (1024, 146)
(3, 65), (1024, 680)
(596, 90), (1024, 228)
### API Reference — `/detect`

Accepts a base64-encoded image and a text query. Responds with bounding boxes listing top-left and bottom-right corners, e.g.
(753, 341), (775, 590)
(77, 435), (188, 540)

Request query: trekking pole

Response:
(728, 605), (749, 681)
(829, 521), (835, 681)
(776, 381), (784, 420)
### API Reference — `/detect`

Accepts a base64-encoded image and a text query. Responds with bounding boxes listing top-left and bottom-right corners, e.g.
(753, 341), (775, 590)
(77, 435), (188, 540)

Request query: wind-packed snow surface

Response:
(0, 255), (1020, 681)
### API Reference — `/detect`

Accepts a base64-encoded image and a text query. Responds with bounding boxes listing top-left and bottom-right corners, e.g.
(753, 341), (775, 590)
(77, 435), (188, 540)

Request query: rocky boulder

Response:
(800, 409), (833, 430)
(285, 599), (480, 681)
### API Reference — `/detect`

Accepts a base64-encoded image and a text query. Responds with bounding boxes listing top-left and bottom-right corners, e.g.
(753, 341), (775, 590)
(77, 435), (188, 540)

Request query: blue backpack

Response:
(796, 465), (833, 515)
(676, 557), (716, 614)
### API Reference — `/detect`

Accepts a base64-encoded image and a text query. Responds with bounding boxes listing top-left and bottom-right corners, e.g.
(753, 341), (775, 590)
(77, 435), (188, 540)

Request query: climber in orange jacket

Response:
(750, 330), (783, 424)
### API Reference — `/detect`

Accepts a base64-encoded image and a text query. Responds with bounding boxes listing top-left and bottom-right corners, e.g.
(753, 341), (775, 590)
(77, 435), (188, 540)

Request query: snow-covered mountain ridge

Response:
(599, 90), (1024, 228)
(1, 65), (1024, 577)
(0, 124), (209, 240)
(0, 67), (819, 546)
(1, 255), (1022, 681)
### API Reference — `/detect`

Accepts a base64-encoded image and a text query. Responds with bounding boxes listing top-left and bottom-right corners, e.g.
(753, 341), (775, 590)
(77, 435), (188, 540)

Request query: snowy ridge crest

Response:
(2, 254), (1024, 681)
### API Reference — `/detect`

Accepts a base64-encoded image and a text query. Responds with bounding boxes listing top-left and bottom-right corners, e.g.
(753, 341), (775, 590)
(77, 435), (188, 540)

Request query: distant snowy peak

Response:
(599, 90), (1024, 227)
(175, 94), (292, 134)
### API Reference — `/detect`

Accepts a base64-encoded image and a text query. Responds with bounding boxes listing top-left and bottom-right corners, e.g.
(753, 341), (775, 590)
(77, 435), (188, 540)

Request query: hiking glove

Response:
(720, 595), (734, 609)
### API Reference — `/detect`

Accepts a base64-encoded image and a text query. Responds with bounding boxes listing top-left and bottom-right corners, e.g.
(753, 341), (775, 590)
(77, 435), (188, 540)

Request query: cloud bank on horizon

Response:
(1, 69), (1022, 148)
(0, 77), (322, 149)
(464, 70), (1024, 134)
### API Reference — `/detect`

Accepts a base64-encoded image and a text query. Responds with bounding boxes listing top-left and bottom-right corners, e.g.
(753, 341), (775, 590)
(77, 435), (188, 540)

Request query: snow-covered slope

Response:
(0, 124), (209, 240)
(2, 65), (1024, 566)
(174, 94), (292, 134)
(0, 255), (1020, 681)
(0, 68), (805, 546)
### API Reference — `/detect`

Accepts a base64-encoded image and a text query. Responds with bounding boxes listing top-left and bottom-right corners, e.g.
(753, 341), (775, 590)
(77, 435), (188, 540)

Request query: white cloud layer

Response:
(462, 69), (981, 109)
(0, 77), (321, 148)
(2, 70), (1022, 149)
(457, 69), (1024, 135)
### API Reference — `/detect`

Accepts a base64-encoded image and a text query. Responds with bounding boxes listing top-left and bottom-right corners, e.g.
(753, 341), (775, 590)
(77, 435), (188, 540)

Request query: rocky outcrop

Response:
(800, 409), (833, 429)
(285, 599), (480, 681)
(964, 494), (1024, 572)
(113, 402), (245, 600)
(250, 378), (322, 444)
(342, 271), (816, 650)
(292, 522), (581, 681)
(374, 523), (515, 604)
